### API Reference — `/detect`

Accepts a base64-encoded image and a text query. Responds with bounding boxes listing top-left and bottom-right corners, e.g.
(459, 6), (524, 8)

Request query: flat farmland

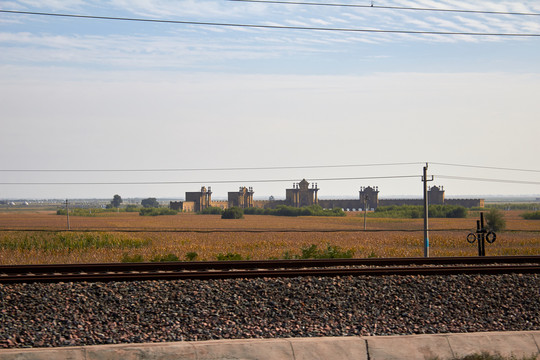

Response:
(0, 210), (539, 264)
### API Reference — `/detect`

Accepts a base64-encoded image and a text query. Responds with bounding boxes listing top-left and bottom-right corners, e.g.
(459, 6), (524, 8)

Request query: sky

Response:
(1, 0), (540, 200)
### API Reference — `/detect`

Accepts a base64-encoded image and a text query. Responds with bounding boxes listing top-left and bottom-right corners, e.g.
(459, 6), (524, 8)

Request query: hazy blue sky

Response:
(1, 0), (540, 199)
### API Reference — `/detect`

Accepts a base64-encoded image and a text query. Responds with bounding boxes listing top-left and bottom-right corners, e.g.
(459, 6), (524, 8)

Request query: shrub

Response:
(185, 252), (198, 261)
(320, 245), (354, 258)
(446, 206), (468, 218)
(139, 207), (178, 216)
(150, 253), (179, 262)
(374, 205), (467, 219)
(199, 206), (224, 215)
(521, 211), (540, 220)
(216, 252), (243, 260)
(485, 208), (506, 231)
(56, 208), (114, 216)
(486, 203), (540, 211)
(244, 205), (345, 217)
(299, 244), (319, 259)
(125, 204), (140, 212)
(243, 207), (268, 215)
(121, 253), (144, 263)
(221, 207), (244, 219)
(287, 244), (354, 259)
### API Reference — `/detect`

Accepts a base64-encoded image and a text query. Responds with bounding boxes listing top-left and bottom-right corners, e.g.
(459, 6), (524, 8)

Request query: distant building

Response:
(170, 179), (484, 212)
(169, 186), (212, 212)
(228, 187), (254, 208)
(285, 179), (319, 207)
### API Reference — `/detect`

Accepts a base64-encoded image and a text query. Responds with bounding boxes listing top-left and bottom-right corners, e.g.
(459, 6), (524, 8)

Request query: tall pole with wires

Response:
(65, 199), (70, 231)
(363, 195), (369, 231)
(423, 163), (432, 257)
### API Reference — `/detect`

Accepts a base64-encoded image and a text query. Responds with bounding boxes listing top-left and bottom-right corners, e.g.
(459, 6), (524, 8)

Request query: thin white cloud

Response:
(0, 30), (338, 69)
(15, 0), (86, 11)
(108, 0), (267, 19)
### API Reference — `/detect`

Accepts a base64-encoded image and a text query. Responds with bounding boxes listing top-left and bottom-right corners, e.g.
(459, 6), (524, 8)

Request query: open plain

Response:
(0, 209), (538, 264)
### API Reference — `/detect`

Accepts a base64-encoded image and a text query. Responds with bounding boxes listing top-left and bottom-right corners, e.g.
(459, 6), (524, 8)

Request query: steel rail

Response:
(3, 228), (540, 234)
(0, 228), (472, 232)
(1, 256), (539, 274)
(1, 256), (539, 283)
(1, 264), (538, 284)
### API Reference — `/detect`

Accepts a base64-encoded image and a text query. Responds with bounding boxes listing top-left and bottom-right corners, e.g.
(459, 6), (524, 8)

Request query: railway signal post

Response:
(467, 212), (497, 256)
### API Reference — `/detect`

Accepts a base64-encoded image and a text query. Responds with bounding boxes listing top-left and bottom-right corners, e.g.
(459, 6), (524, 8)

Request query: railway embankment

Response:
(1, 272), (539, 349)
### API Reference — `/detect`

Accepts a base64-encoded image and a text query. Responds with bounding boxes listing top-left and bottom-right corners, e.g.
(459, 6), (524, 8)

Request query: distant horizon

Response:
(2, 194), (540, 202)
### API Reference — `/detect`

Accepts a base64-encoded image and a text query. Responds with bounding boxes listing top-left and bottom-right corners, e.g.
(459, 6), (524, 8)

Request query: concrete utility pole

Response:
(65, 199), (70, 230)
(423, 163), (433, 257)
(363, 195), (369, 231)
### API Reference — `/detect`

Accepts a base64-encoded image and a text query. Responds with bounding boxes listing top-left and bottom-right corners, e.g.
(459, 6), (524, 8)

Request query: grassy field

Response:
(0, 210), (538, 264)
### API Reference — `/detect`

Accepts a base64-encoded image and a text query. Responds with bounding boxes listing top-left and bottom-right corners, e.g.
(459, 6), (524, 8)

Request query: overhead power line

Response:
(0, 162), (423, 173)
(431, 162), (540, 173)
(4, 162), (539, 174)
(1, 9), (540, 37)
(228, 0), (540, 16)
(436, 175), (540, 186)
(0, 175), (421, 186)
(4, 174), (540, 186)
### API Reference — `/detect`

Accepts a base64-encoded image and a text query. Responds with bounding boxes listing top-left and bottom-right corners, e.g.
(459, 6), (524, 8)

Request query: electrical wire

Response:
(0, 162), (423, 173)
(1, 9), (540, 37)
(0, 175), (421, 186)
(431, 162), (540, 173)
(227, 0), (540, 16)
(436, 175), (540, 186)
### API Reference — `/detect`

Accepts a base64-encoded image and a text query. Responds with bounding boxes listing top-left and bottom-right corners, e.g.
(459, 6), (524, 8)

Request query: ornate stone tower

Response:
(359, 186), (379, 210)
(185, 186), (212, 212)
(285, 179), (319, 207)
(228, 186), (254, 208)
(428, 185), (445, 205)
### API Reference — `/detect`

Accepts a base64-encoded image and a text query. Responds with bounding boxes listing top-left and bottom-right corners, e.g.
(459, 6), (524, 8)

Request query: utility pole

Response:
(65, 199), (70, 231)
(423, 163), (433, 257)
(363, 195), (369, 231)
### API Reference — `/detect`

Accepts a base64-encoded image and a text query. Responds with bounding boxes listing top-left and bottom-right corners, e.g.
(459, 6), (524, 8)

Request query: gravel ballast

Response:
(1, 274), (539, 348)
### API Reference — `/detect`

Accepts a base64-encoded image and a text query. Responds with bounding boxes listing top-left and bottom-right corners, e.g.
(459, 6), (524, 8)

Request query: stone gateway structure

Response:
(228, 187), (254, 209)
(285, 179), (319, 207)
(170, 179), (484, 212)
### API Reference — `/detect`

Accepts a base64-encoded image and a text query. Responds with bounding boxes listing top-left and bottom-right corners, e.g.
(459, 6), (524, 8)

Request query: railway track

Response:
(1, 256), (539, 283)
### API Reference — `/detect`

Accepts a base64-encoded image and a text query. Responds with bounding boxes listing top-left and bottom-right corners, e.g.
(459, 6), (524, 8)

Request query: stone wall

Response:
(378, 199), (424, 207)
(169, 201), (195, 212)
(211, 201), (229, 209)
(318, 199), (363, 211)
(445, 198), (484, 208)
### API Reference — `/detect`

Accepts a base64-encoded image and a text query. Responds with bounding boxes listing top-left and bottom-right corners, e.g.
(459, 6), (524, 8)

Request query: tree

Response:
(485, 208), (506, 232)
(141, 197), (160, 208)
(111, 194), (123, 208)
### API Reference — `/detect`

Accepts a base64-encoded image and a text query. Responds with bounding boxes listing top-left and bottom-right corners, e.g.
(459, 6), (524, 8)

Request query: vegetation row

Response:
(121, 244), (355, 263)
(521, 210), (540, 220)
(373, 204), (468, 218)
(199, 205), (346, 217)
(0, 232), (149, 251)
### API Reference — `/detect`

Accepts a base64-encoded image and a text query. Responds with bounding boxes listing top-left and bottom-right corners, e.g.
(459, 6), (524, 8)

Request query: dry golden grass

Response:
(0, 211), (538, 264)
